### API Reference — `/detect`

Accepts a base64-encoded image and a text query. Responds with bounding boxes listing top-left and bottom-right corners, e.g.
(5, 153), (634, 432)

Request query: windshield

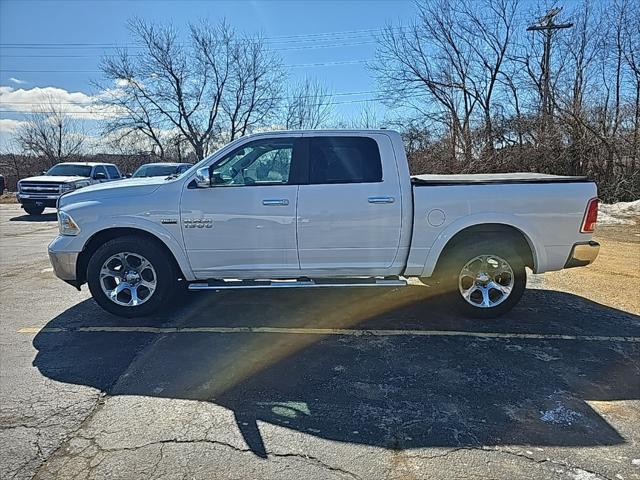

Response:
(46, 164), (92, 177)
(132, 165), (180, 178)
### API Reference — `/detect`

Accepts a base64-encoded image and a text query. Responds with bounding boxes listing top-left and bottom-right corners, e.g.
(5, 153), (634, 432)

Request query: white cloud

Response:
(0, 119), (29, 151)
(0, 85), (122, 120)
(0, 84), (131, 152)
(0, 118), (28, 134)
(9, 77), (27, 85)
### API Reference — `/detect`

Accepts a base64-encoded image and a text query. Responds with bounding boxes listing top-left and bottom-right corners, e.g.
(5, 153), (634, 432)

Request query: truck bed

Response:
(411, 172), (589, 186)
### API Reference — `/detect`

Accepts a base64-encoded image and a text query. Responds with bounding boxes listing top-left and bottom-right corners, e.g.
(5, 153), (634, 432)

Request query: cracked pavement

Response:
(1, 204), (639, 480)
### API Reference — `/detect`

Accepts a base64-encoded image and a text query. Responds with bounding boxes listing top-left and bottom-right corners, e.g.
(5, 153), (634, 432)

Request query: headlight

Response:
(59, 183), (77, 193)
(58, 210), (80, 236)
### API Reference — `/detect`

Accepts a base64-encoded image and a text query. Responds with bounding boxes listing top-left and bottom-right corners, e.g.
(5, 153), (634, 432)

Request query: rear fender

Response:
(420, 213), (545, 278)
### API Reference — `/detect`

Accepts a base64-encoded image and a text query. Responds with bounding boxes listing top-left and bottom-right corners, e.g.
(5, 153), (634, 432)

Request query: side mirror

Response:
(125, 173), (132, 178)
(194, 166), (211, 188)
(94, 172), (107, 180)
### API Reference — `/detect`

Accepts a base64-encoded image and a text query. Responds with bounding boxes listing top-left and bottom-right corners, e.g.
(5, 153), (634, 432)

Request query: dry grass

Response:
(541, 221), (640, 315)
(0, 192), (18, 204)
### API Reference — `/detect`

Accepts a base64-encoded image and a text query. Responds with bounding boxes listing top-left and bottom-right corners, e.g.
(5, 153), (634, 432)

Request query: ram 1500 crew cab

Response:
(48, 130), (600, 318)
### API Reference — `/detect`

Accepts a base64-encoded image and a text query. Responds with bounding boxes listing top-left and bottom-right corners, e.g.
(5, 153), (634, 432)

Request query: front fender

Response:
(86, 215), (196, 281)
(58, 197), (195, 282)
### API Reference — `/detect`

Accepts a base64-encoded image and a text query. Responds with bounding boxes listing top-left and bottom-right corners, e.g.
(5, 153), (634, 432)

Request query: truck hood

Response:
(59, 177), (166, 207)
(19, 175), (87, 183)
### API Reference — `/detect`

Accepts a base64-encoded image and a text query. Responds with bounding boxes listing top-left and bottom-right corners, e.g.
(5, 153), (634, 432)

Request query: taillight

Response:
(581, 198), (599, 233)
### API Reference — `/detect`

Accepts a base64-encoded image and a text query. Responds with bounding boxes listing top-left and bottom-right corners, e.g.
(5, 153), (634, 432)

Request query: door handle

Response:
(262, 199), (289, 206)
(368, 196), (395, 204)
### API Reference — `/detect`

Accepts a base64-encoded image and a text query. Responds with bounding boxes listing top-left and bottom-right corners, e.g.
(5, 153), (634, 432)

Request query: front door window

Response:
(212, 140), (294, 186)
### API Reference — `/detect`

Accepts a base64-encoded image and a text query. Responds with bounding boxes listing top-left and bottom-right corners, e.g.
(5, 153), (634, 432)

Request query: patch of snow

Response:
(569, 469), (604, 480)
(540, 404), (583, 425)
(598, 200), (640, 225)
(532, 351), (560, 362)
(598, 212), (634, 225)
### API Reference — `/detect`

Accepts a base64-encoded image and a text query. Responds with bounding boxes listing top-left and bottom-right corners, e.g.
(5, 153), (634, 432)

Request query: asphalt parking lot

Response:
(1, 203), (639, 480)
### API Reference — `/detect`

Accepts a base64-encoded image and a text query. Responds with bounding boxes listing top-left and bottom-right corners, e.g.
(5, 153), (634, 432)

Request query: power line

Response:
(0, 59), (371, 74)
(0, 96), (387, 115)
(0, 90), (419, 114)
(288, 59), (369, 68)
(0, 55), (371, 66)
(0, 89), (384, 107)
(0, 40), (378, 53)
(0, 26), (398, 49)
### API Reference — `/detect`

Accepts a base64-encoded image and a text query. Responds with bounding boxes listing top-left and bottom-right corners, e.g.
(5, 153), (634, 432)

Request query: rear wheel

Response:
(23, 205), (45, 215)
(87, 236), (178, 317)
(437, 240), (526, 319)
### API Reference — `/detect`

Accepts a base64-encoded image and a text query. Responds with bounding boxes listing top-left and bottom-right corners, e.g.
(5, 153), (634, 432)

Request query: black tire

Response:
(23, 205), (45, 215)
(436, 239), (526, 319)
(87, 236), (178, 317)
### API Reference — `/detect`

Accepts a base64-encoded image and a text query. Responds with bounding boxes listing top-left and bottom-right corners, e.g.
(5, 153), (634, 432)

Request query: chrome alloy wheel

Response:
(458, 254), (514, 308)
(99, 252), (157, 307)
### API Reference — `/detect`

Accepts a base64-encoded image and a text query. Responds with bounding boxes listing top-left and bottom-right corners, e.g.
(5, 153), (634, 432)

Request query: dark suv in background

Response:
(130, 162), (192, 178)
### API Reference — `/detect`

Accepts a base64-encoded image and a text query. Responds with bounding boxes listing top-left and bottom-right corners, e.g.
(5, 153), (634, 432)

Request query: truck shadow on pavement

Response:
(9, 212), (57, 222)
(32, 287), (640, 457)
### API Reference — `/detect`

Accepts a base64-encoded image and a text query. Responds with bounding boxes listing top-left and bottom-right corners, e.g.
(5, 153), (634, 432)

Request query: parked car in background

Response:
(49, 130), (600, 319)
(0, 174), (5, 196)
(131, 162), (192, 178)
(17, 162), (122, 215)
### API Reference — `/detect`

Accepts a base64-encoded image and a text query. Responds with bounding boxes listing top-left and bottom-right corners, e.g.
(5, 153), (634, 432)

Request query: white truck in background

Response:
(48, 130), (600, 319)
(17, 162), (123, 215)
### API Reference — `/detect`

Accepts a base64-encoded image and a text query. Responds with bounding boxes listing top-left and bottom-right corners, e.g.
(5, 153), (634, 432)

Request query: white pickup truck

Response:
(17, 162), (123, 215)
(48, 130), (600, 319)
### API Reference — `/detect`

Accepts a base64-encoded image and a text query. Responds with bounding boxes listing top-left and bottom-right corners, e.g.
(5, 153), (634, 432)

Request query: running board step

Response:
(188, 278), (407, 291)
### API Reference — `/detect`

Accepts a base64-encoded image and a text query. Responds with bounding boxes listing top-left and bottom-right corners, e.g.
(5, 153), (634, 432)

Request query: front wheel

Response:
(437, 241), (526, 319)
(23, 205), (45, 215)
(87, 236), (178, 317)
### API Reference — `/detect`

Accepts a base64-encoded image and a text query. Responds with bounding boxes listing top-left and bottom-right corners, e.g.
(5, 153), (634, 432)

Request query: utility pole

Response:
(527, 7), (573, 140)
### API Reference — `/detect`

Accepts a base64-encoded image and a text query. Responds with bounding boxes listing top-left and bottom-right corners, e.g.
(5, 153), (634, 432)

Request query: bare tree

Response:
(99, 19), (285, 160)
(374, 0), (520, 165)
(98, 77), (168, 159)
(620, 0), (640, 166)
(460, 0), (519, 152)
(223, 36), (283, 138)
(283, 77), (332, 129)
(344, 102), (382, 129)
(15, 96), (86, 168)
(374, 0), (639, 201)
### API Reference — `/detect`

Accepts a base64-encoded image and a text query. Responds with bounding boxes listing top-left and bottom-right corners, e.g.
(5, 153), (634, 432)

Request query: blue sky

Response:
(0, 0), (420, 146)
(0, 0), (586, 149)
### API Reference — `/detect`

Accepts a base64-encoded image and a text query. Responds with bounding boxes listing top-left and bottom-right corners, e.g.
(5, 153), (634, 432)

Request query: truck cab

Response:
(182, 132), (411, 278)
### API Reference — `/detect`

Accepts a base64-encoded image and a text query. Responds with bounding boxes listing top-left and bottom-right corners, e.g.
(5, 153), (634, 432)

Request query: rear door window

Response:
(106, 165), (121, 179)
(308, 137), (382, 184)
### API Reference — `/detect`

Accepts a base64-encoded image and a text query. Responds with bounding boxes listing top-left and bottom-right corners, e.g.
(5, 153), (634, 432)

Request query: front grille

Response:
(19, 182), (62, 195)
